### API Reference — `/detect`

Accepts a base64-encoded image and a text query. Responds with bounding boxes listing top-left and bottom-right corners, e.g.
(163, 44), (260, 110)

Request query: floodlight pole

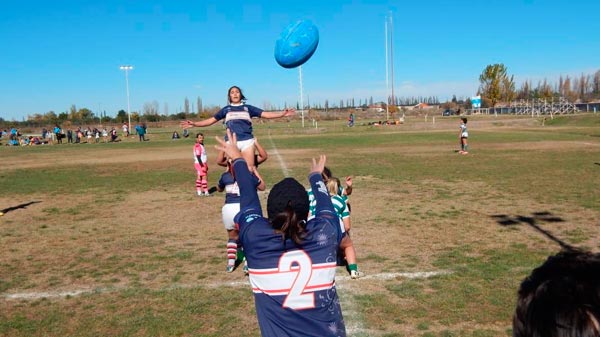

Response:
(119, 65), (133, 136)
(385, 16), (389, 121)
(299, 66), (305, 128)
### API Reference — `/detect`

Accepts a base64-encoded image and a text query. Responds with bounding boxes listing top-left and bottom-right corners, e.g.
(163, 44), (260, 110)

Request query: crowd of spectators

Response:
(1, 124), (129, 146)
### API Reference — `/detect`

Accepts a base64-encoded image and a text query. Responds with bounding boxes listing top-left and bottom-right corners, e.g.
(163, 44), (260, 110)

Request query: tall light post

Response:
(119, 65), (133, 135)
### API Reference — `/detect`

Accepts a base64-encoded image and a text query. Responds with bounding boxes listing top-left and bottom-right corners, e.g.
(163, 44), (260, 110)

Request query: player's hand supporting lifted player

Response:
(214, 129), (242, 161)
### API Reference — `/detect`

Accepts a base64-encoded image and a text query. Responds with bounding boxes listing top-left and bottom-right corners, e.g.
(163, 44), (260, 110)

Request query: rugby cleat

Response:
(350, 270), (364, 279)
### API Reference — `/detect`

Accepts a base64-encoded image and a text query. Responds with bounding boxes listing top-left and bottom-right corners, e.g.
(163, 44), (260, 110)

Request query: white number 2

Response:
(279, 250), (315, 309)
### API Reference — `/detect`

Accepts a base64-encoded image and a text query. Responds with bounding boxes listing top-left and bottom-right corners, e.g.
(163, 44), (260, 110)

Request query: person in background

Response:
(194, 133), (209, 196)
(54, 124), (63, 144)
(122, 122), (129, 138)
(135, 123), (146, 141)
(459, 117), (469, 154)
(102, 128), (108, 143)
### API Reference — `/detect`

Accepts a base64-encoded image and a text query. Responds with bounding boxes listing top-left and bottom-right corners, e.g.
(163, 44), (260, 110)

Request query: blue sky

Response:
(1, 0), (599, 121)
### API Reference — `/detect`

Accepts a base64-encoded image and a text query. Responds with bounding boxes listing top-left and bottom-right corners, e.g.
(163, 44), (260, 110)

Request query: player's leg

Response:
(241, 145), (256, 168)
(236, 139), (256, 168)
(194, 164), (203, 196)
(200, 171), (209, 196)
(340, 235), (363, 279)
(222, 203), (240, 272)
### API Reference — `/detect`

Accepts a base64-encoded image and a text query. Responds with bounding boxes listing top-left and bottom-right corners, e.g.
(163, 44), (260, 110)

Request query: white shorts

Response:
(235, 138), (255, 152)
(222, 203), (240, 231)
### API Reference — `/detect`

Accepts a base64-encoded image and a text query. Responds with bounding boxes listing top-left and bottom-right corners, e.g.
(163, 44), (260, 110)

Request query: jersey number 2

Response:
(279, 250), (315, 309)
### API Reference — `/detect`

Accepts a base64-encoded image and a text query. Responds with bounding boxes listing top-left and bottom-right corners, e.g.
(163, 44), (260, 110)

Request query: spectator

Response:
(54, 124), (63, 144)
(102, 128), (108, 143)
(122, 122), (129, 137)
(135, 123), (147, 141)
(110, 127), (119, 142)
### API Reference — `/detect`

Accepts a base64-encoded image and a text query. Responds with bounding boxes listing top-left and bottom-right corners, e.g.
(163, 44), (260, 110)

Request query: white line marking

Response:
(266, 133), (290, 177)
(1, 270), (450, 301)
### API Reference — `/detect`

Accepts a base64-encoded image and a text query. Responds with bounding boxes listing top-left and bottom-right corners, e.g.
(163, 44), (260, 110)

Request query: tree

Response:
(116, 110), (128, 123)
(592, 70), (600, 99)
(143, 100), (159, 116)
(184, 97), (190, 114)
(479, 63), (514, 107)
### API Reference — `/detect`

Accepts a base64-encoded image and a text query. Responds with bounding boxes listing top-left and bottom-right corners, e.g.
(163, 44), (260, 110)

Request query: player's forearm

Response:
(261, 109), (292, 119)
(233, 158), (262, 212)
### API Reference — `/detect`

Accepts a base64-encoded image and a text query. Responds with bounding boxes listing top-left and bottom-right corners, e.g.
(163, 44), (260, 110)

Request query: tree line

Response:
(3, 66), (599, 126)
(478, 64), (600, 108)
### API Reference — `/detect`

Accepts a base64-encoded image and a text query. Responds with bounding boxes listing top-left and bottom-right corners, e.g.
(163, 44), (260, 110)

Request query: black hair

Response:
(267, 178), (310, 246)
(270, 205), (307, 246)
(322, 166), (332, 180)
(461, 117), (468, 124)
(513, 250), (600, 337)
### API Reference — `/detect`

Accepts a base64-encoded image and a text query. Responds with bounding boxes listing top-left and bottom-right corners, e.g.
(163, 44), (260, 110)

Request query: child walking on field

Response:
(459, 117), (469, 154)
(194, 133), (209, 196)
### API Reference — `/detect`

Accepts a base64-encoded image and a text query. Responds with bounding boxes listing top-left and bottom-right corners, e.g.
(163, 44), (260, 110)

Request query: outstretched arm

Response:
(180, 117), (218, 129)
(261, 108), (296, 119)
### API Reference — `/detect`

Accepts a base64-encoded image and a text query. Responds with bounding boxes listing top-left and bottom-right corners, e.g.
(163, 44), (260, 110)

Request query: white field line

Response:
(266, 133), (290, 177)
(336, 270), (452, 337)
(1, 270), (451, 301)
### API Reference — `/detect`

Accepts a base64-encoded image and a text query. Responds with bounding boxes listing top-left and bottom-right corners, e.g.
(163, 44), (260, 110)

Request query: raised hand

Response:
(310, 155), (326, 175)
(214, 129), (242, 161)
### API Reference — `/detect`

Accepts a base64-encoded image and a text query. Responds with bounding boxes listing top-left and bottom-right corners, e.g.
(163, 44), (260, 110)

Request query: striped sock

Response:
(227, 240), (237, 265)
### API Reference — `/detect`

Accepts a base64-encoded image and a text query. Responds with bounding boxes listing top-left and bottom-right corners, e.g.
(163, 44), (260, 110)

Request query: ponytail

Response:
(271, 205), (306, 245)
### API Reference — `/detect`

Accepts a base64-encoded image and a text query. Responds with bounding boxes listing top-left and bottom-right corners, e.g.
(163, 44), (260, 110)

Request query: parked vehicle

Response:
(442, 109), (455, 116)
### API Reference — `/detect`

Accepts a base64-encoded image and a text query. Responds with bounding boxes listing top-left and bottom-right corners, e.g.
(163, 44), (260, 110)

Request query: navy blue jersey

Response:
(218, 171), (260, 204)
(214, 104), (263, 141)
(233, 159), (346, 337)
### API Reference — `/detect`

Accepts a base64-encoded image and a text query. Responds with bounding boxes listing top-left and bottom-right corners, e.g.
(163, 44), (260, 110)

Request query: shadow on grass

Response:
(491, 211), (580, 252)
(1, 200), (41, 215)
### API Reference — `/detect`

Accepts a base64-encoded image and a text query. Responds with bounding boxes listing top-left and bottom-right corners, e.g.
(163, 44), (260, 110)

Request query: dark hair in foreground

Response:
(513, 250), (600, 337)
(266, 178), (309, 245)
(461, 117), (468, 124)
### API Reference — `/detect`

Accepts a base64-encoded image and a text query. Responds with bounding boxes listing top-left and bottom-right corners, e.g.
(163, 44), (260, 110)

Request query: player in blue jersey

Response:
(181, 86), (295, 168)
(215, 128), (347, 337)
(218, 159), (265, 273)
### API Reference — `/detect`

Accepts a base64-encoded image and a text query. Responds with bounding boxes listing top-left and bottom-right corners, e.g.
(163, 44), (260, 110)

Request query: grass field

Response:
(1, 113), (599, 337)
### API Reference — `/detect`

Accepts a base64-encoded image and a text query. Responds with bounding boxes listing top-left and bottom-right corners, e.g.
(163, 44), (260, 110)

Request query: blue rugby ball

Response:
(274, 20), (319, 69)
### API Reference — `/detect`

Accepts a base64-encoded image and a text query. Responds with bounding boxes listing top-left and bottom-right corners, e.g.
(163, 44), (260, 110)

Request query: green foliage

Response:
(479, 63), (514, 107)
